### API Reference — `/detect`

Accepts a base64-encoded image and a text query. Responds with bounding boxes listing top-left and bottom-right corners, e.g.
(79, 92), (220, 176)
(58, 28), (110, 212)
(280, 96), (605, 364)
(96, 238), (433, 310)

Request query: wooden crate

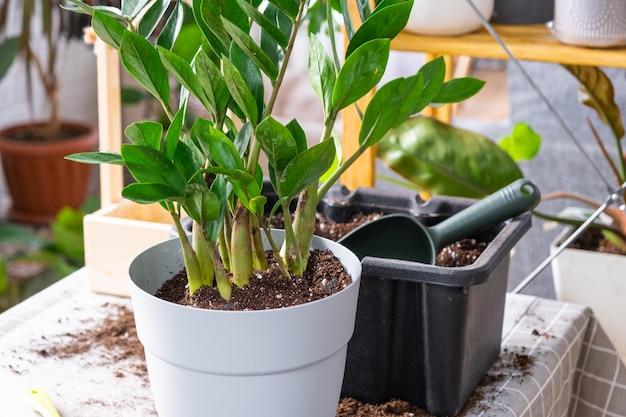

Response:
(84, 33), (176, 297)
(83, 200), (174, 297)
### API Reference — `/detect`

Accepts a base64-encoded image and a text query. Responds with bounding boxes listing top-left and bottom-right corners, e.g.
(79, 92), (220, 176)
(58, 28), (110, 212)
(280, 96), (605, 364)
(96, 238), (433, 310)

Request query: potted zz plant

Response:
(532, 65), (626, 362)
(63, 0), (484, 416)
(0, 0), (98, 223)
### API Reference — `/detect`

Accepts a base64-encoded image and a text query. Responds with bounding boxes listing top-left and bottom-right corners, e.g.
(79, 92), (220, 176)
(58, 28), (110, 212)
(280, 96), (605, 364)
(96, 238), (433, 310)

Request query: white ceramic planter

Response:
(128, 230), (362, 417)
(551, 0), (626, 48)
(551, 228), (626, 362)
(405, 0), (494, 36)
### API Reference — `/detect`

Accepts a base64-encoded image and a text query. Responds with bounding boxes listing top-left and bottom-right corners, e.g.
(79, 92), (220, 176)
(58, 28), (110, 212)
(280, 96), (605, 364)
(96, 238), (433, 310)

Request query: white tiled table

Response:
(1, 268), (625, 417)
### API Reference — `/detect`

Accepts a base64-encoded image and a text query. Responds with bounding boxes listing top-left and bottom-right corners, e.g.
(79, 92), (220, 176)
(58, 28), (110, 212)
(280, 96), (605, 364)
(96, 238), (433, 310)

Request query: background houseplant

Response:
(0, 0), (98, 223)
(529, 65), (626, 361)
(63, 0), (485, 415)
(0, 201), (95, 312)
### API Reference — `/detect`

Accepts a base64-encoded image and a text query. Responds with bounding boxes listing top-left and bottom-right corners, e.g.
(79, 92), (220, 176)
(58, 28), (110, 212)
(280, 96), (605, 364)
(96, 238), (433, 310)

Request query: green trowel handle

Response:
(427, 179), (540, 251)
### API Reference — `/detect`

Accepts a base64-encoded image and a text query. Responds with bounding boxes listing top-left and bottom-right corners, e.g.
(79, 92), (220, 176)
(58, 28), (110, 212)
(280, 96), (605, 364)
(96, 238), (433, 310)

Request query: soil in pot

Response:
(160, 211), (486, 311)
(569, 228), (625, 255)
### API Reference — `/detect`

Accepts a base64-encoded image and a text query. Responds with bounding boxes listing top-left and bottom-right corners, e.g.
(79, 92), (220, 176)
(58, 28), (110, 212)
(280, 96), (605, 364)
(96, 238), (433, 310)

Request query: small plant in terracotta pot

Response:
(0, 0), (98, 223)
(63, 0), (484, 416)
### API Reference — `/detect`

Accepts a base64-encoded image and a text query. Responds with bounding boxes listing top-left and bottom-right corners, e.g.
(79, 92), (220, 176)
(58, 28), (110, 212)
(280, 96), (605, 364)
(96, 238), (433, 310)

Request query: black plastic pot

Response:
(319, 186), (532, 417)
(491, 0), (554, 24)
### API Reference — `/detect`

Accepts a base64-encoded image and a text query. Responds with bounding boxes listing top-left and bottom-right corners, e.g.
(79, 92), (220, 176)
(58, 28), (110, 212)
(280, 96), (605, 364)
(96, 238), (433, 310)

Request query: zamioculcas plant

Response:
(63, 0), (485, 301)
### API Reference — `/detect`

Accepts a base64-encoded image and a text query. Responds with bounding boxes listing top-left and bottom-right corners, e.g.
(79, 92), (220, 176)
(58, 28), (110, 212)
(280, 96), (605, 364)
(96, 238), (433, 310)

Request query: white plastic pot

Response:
(128, 230), (362, 417)
(551, 228), (626, 362)
(405, 0), (494, 36)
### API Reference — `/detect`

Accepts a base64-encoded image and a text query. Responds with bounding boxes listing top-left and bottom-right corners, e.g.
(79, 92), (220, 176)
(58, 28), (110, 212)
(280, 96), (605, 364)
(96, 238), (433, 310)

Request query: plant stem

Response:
(231, 202), (253, 288)
(169, 205), (204, 295)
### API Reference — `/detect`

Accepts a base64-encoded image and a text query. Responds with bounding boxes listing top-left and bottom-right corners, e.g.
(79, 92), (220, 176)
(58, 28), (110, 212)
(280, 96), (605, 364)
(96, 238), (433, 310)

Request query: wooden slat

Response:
(391, 24), (626, 68)
(93, 39), (124, 206)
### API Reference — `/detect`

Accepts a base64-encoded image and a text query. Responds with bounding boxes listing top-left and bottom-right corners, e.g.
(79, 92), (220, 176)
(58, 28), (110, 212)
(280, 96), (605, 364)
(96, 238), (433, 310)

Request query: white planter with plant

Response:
(63, 0), (484, 415)
(532, 65), (626, 360)
(130, 230), (361, 417)
(550, 228), (626, 362)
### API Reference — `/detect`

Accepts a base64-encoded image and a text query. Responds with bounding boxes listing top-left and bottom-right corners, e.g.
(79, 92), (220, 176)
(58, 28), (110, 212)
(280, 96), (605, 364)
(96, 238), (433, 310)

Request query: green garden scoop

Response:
(338, 178), (540, 263)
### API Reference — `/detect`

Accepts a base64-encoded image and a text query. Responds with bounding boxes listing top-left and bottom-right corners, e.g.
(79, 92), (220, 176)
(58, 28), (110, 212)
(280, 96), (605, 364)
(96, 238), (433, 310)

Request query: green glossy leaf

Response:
(260, 4), (292, 67)
(0, 37), (19, 80)
(157, 1), (185, 50)
(345, 0), (412, 58)
(122, 182), (182, 204)
(433, 77), (485, 104)
(92, 10), (126, 50)
(222, 18), (278, 82)
(562, 64), (625, 140)
(124, 121), (163, 149)
(235, 0), (289, 49)
(173, 139), (202, 184)
(197, 0), (248, 55)
(412, 56), (446, 113)
(184, 183), (221, 223)
(377, 116), (524, 198)
(121, 145), (187, 195)
(191, 119), (245, 172)
(222, 58), (259, 126)
(137, 0), (169, 38)
(195, 49), (230, 117)
(256, 116), (299, 175)
(333, 39), (389, 110)
(267, 0), (299, 19)
(120, 31), (170, 106)
(122, 0), (151, 19)
(158, 46), (213, 112)
(286, 119), (308, 153)
(359, 74), (424, 147)
(230, 44), (265, 121)
(192, 0), (226, 56)
(164, 107), (185, 160)
(499, 122), (542, 162)
(308, 34), (336, 117)
(65, 151), (124, 165)
(279, 139), (336, 198)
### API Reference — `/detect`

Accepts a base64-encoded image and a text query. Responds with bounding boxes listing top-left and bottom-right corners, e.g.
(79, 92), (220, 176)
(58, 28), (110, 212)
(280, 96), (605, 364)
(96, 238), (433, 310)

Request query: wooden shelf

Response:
(340, 21), (626, 190)
(390, 24), (626, 67)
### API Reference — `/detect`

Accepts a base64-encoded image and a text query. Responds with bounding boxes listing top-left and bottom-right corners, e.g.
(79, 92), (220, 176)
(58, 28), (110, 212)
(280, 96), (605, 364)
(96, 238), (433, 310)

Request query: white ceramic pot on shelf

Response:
(405, 0), (494, 36)
(551, 228), (626, 363)
(550, 0), (626, 48)
(128, 229), (362, 417)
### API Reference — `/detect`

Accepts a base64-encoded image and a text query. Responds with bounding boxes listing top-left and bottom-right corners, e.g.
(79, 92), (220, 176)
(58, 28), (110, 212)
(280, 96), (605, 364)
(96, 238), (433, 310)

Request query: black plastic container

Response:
(320, 186), (531, 416)
(491, 0), (554, 24)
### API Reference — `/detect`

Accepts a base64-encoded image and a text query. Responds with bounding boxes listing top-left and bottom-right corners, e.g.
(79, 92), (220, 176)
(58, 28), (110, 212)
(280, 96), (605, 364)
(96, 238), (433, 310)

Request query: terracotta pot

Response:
(0, 121), (98, 223)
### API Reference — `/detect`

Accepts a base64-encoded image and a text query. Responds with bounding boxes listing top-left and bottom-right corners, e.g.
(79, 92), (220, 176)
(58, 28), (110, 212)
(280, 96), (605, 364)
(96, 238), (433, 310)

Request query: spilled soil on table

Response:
(34, 303), (147, 379)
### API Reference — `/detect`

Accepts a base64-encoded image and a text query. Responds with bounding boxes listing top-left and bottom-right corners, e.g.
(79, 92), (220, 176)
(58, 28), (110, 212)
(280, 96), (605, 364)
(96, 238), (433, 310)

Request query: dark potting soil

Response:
(156, 212), (491, 310)
(2, 124), (89, 143)
(34, 303), (147, 379)
(155, 248), (353, 310)
(570, 227), (625, 255)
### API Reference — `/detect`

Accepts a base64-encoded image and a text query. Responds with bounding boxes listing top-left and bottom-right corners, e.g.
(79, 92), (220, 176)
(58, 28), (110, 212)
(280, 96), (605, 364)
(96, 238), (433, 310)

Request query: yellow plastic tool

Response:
(25, 388), (61, 417)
